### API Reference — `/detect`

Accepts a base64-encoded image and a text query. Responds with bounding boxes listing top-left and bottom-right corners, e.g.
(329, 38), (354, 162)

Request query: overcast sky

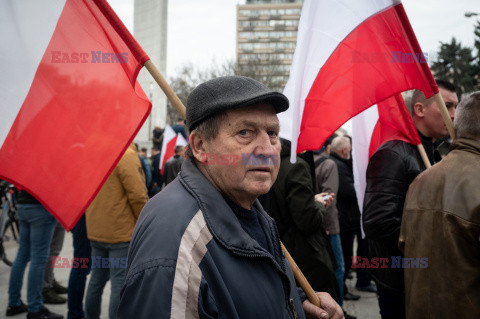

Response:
(108, 0), (479, 78)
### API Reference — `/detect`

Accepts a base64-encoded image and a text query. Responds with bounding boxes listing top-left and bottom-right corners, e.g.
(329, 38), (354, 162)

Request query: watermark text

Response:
(51, 51), (129, 64)
(351, 256), (428, 269)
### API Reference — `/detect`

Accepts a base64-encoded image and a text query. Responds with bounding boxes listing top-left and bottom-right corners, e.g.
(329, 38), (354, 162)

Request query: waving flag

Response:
(351, 94), (421, 236)
(280, 0), (438, 162)
(159, 125), (188, 175)
(0, 0), (151, 230)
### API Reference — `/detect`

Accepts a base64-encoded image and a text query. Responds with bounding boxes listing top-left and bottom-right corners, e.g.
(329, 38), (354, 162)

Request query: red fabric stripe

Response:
(161, 137), (177, 175)
(394, 4), (438, 94)
(368, 94), (421, 158)
(299, 4), (436, 153)
(0, 0), (151, 230)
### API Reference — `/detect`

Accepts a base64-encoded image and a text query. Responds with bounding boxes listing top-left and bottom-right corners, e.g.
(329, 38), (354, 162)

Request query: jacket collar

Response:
(178, 158), (278, 256)
(329, 151), (352, 167)
(450, 138), (480, 155)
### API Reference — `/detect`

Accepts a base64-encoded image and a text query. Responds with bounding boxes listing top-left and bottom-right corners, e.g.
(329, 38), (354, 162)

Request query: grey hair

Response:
(331, 135), (350, 151)
(454, 91), (480, 140)
(185, 111), (227, 158)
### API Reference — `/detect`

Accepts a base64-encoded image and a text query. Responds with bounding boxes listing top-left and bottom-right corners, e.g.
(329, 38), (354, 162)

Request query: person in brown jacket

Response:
(85, 143), (148, 319)
(399, 91), (480, 319)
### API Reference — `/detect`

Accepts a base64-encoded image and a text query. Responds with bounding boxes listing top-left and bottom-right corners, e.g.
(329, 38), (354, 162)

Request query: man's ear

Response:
(190, 132), (208, 163)
(413, 102), (426, 118)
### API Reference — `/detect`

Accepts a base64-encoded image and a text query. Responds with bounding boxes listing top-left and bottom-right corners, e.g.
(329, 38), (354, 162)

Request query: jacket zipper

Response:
(289, 298), (299, 319)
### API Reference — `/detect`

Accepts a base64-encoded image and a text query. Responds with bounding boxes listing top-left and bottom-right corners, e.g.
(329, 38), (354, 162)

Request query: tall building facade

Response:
(133, 0), (168, 150)
(236, 0), (303, 92)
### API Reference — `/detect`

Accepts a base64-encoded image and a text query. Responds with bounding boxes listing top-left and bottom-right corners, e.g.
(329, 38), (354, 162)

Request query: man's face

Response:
(423, 87), (458, 138)
(198, 103), (281, 208)
(343, 143), (352, 160)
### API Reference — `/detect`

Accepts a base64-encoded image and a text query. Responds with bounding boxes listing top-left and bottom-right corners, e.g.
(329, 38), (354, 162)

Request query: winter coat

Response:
(162, 154), (183, 186)
(362, 133), (434, 292)
(314, 154), (340, 235)
(118, 157), (306, 319)
(85, 143), (148, 243)
(266, 143), (340, 301)
(399, 138), (480, 319)
(329, 152), (360, 233)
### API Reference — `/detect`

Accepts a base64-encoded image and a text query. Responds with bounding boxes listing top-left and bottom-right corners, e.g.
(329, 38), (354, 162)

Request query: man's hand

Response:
(315, 192), (335, 209)
(302, 292), (344, 319)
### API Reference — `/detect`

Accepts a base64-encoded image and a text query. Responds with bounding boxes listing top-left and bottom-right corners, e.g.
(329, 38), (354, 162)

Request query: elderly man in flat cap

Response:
(118, 76), (343, 319)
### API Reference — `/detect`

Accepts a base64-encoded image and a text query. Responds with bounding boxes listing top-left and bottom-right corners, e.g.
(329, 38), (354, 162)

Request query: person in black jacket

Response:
(149, 146), (163, 197)
(362, 80), (458, 319)
(265, 139), (340, 303)
(162, 145), (184, 186)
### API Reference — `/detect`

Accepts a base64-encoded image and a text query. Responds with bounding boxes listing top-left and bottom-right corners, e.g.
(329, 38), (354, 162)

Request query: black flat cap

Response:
(186, 76), (289, 131)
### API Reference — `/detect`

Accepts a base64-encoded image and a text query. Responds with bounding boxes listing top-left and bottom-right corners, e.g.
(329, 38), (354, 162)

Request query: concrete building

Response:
(236, 0), (303, 92)
(133, 0), (168, 150)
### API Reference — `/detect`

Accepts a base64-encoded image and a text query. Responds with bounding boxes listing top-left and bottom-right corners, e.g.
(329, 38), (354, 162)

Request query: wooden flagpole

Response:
(143, 59), (322, 308)
(281, 243), (322, 307)
(144, 60), (186, 120)
(416, 144), (431, 169)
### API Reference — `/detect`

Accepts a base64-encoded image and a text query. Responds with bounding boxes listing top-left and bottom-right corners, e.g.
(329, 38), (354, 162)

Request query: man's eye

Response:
(268, 131), (278, 137)
(238, 130), (249, 136)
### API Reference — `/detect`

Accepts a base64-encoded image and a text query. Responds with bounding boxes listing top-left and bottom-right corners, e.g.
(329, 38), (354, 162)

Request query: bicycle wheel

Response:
(0, 209), (14, 267)
(7, 215), (20, 242)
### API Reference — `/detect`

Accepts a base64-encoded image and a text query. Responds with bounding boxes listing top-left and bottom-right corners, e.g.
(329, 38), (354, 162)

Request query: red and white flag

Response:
(280, 0), (438, 161)
(159, 125), (187, 175)
(352, 94), (420, 236)
(0, 0), (151, 230)
(280, 0), (440, 235)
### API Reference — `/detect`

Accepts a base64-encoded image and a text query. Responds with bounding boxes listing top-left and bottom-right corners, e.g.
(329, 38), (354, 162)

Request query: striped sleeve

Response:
(171, 210), (214, 318)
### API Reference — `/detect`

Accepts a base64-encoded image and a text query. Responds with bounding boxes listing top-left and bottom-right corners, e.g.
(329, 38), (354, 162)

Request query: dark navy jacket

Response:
(119, 158), (305, 318)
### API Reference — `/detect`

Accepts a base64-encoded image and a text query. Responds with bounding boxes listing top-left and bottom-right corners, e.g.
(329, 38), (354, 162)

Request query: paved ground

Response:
(0, 230), (110, 319)
(344, 272), (381, 319)
(1, 228), (380, 319)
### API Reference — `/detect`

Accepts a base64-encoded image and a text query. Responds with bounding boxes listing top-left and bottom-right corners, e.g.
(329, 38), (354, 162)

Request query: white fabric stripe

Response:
(0, 0), (66, 148)
(352, 106), (379, 238)
(176, 132), (188, 147)
(160, 125), (177, 169)
(171, 210), (213, 319)
(280, 0), (401, 162)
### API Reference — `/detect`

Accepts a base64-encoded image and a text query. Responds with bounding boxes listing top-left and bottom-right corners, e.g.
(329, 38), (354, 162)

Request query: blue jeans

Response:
(8, 204), (57, 312)
(68, 215), (91, 319)
(85, 240), (129, 319)
(329, 233), (345, 306)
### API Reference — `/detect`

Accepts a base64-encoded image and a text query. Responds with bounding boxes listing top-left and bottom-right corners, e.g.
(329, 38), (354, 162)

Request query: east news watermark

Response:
(51, 256), (127, 269)
(200, 153), (280, 166)
(352, 256), (428, 269)
(51, 51), (128, 64)
(351, 51), (428, 64)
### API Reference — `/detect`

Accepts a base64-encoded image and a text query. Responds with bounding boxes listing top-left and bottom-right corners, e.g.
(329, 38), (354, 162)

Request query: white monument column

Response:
(133, 0), (168, 150)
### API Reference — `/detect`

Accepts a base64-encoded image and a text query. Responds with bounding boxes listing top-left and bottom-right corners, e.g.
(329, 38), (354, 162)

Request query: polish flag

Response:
(159, 125), (188, 175)
(280, 0), (438, 162)
(351, 94), (420, 237)
(0, 0), (151, 230)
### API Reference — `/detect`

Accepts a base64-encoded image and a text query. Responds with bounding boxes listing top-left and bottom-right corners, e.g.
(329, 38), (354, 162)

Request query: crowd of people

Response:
(4, 75), (479, 319)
